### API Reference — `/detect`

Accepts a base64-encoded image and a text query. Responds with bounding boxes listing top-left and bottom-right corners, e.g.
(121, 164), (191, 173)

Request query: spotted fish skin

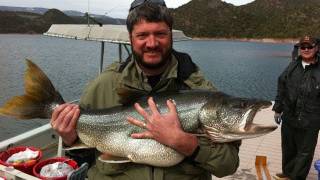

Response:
(0, 60), (277, 167)
(77, 91), (208, 166)
(75, 90), (276, 167)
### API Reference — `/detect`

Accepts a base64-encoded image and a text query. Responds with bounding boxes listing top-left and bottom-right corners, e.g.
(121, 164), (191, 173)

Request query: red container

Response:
(33, 157), (78, 180)
(0, 146), (42, 175)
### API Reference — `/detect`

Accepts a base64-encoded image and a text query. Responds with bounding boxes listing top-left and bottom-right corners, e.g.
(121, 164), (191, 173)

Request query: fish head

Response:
(199, 92), (277, 142)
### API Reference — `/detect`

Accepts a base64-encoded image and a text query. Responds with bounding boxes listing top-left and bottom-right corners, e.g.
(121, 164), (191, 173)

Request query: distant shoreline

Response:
(192, 37), (298, 44)
(0, 33), (299, 44)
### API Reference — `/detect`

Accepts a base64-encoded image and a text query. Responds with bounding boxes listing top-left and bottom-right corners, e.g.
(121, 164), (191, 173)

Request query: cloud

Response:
(222, 0), (255, 6)
(0, 0), (255, 18)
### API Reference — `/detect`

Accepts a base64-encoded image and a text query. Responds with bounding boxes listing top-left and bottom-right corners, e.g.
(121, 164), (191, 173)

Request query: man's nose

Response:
(146, 35), (159, 48)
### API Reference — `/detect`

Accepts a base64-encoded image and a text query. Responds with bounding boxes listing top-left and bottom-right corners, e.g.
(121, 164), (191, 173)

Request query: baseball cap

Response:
(299, 35), (317, 46)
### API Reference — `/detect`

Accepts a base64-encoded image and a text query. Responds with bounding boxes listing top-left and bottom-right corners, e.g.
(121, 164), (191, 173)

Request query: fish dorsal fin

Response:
(63, 141), (92, 151)
(98, 153), (131, 163)
(116, 87), (147, 105)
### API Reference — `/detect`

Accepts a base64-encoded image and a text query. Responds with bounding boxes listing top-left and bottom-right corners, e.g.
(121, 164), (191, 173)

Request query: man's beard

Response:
(133, 47), (173, 70)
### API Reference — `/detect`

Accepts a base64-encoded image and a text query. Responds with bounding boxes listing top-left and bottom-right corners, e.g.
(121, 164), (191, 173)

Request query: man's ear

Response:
(129, 33), (133, 41)
(129, 34), (134, 45)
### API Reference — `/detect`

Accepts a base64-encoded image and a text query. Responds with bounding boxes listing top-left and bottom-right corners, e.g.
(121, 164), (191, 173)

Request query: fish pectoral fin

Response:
(116, 87), (147, 105)
(98, 153), (131, 164)
(63, 142), (92, 151)
(202, 125), (230, 143)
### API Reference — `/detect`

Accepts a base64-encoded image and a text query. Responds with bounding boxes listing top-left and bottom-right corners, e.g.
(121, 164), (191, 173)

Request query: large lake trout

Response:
(0, 60), (277, 167)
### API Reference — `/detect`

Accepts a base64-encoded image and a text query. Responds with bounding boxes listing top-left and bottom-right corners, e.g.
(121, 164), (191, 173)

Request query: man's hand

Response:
(127, 97), (198, 156)
(50, 103), (80, 146)
(274, 112), (282, 125)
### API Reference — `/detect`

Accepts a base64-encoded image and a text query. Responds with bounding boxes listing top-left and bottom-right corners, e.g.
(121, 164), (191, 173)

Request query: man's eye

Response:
(136, 34), (147, 39)
(156, 32), (169, 37)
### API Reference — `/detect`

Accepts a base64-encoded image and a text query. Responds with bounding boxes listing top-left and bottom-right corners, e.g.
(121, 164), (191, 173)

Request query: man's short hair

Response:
(126, 2), (173, 33)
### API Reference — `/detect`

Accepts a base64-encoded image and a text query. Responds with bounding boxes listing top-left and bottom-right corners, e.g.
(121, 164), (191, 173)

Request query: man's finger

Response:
(62, 108), (76, 128)
(68, 106), (80, 129)
(134, 103), (149, 120)
(167, 99), (177, 114)
(127, 116), (147, 129)
(59, 104), (73, 118)
(57, 104), (74, 125)
(131, 131), (153, 139)
(51, 103), (68, 122)
(148, 97), (160, 116)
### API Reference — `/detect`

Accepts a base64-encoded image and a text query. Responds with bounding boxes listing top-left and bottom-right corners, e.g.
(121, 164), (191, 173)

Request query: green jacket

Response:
(80, 54), (240, 180)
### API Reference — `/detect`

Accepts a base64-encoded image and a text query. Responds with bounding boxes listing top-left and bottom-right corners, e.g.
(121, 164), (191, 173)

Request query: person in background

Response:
(50, 0), (241, 179)
(273, 35), (320, 180)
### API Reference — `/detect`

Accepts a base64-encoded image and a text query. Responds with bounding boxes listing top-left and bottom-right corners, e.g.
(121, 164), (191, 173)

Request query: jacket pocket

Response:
(310, 76), (320, 97)
(304, 94), (320, 113)
(316, 83), (320, 97)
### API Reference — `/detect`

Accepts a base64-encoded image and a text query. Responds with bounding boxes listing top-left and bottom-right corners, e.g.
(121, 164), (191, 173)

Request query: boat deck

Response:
(215, 105), (320, 180)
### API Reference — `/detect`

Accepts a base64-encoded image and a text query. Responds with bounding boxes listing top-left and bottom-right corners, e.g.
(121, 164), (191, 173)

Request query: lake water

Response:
(0, 34), (293, 141)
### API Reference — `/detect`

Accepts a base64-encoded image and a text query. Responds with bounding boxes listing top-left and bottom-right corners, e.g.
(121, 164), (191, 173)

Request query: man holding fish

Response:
(51, 0), (241, 179)
(0, 0), (278, 178)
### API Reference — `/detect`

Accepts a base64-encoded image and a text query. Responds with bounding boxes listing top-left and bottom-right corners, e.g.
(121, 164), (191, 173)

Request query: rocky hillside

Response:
(0, 9), (79, 33)
(1, 1), (320, 38)
(0, 8), (125, 34)
(171, 0), (320, 38)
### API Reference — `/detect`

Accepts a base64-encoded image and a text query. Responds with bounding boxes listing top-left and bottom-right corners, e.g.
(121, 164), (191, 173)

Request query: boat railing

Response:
(0, 123), (60, 158)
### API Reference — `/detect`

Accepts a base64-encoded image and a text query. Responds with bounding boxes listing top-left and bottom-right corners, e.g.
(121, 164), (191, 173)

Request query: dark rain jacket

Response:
(273, 56), (320, 129)
(79, 51), (240, 180)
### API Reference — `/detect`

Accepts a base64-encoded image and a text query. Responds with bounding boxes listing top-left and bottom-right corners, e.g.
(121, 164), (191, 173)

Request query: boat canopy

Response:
(44, 24), (191, 44)
(43, 24), (191, 74)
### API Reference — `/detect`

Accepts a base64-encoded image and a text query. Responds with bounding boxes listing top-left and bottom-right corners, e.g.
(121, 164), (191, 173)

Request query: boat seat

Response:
(68, 162), (89, 180)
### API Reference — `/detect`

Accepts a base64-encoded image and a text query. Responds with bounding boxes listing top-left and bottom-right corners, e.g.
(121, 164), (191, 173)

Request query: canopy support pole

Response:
(119, 44), (123, 62)
(100, 41), (105, 74)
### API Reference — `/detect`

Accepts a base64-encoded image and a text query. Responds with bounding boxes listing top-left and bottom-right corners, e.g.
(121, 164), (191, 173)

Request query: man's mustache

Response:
(143, 48), (162, 53)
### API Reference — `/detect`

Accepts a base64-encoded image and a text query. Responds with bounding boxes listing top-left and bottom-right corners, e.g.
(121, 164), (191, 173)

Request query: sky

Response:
(0, 0), (255, 19)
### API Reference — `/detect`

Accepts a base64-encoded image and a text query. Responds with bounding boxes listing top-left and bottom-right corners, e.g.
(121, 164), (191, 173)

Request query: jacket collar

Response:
(298, 55), (319, 68)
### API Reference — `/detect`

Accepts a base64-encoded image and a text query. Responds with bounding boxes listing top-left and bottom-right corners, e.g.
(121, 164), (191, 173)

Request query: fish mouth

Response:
(242, 100), (277, 134)
(244, 123), (278, 135)
(202, 100), (276, 142)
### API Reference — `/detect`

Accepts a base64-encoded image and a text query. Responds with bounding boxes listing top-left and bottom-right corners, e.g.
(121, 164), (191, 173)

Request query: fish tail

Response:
(0, 59), (65, 119)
